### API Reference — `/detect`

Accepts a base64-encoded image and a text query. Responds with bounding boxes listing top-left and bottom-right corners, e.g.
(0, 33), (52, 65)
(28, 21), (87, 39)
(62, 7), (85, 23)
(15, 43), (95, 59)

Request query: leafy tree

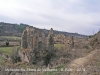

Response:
(6, 41), (9, 46)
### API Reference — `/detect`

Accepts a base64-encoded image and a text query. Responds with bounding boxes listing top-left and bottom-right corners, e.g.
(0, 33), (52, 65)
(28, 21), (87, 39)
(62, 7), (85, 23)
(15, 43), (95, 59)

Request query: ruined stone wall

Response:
(65, 36), (74, 49)
(54, 34), (66, 44)
(19, 26), (74, 64)
(21, 26), (46, 50)
(20, 27), (55, 64)
(54, 34), (74, 49)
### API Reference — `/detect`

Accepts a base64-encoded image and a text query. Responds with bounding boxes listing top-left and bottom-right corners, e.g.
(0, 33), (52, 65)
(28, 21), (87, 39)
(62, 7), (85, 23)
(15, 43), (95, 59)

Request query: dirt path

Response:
(67, 50), (98, 75)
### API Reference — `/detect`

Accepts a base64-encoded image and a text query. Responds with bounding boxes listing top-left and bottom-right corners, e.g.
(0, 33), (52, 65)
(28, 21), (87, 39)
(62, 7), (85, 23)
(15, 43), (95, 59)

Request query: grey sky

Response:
(0, 0), (100, 35)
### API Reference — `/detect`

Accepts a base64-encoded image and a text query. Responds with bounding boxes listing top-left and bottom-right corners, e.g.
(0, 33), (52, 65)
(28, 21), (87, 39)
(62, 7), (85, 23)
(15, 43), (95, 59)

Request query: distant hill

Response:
(0, 22), (29, 36)
(42, 29), (88, 38)
(0, 22), (88, 38)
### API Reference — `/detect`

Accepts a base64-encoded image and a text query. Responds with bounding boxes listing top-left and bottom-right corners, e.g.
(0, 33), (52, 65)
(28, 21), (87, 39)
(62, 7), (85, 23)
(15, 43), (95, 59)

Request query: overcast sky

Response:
(0, 0), (100, 35)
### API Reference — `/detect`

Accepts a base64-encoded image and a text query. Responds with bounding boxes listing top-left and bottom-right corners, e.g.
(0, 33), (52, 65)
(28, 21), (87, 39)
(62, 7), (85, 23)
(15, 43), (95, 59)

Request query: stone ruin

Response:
(18, 26), (74, 65)
(0, 26), (74, 66)
(46, 28), (54, 49)
(21, 26), (46, 51)
(19, 27), (54, 65)
(54, 34), (74, 49)
(65, 36), (74, 49)
(54, 34), (66, 44)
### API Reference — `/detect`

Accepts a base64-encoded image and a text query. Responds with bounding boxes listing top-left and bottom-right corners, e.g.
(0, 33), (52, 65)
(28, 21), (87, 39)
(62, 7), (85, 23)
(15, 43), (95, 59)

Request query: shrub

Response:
(5, 41), (9, 46)
(89, 37), (99, 49)
(10, 47), (21, 64)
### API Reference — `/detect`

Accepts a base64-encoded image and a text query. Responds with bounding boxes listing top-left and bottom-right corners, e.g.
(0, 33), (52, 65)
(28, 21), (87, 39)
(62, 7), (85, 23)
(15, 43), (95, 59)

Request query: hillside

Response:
(0, 22), (88, 38)
(0, 22), (29, 36)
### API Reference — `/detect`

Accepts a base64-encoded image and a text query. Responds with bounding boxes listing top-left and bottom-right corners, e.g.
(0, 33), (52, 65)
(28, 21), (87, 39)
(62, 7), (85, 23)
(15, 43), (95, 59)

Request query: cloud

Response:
(0, 0), (100, 35)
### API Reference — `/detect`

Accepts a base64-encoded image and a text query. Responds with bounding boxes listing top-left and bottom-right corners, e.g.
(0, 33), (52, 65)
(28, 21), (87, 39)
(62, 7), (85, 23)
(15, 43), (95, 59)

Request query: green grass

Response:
(0, 46), (17, 55)
(44, 64), (65, 75)
(55, 64), (64, 70)
(0, 56), (3, 60)
(54, 44), (65, 49)
(0, 46), (19, 67)
(0, 56), (6, 67)
(1, 36), (21, 40)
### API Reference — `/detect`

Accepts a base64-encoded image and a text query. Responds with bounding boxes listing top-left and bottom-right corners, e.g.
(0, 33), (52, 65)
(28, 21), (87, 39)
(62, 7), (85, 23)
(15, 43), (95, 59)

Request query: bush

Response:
(6, 41), (9, 46)
(89, 37), (99, 49)
(83, 45), (89, 49)
(10, 47), (21, 63)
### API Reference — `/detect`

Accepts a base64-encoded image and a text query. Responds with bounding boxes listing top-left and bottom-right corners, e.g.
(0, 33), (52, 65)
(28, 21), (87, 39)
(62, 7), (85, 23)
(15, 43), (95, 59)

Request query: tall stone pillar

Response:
(21, 30), (28, 49)
(46, 28), (54, 50)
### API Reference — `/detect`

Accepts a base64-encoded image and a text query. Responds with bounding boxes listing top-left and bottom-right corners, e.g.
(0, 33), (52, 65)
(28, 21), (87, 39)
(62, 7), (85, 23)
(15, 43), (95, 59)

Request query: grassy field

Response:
(0, 36), (21, 40)
(0, 56), (3, 60)
(0, 44), (65, 56)
(54, 44), (65, 49)
(0, 46), (18, 55)
(0, 44), (65, 55)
